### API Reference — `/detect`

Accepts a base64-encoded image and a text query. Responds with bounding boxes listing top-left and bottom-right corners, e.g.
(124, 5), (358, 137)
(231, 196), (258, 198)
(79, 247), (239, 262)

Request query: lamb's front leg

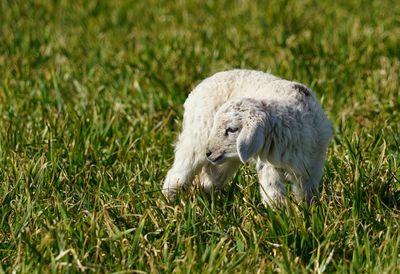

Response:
(290, 156), (325, 205)
(200, 160), (241, 194)
(256, 161), (286, 206)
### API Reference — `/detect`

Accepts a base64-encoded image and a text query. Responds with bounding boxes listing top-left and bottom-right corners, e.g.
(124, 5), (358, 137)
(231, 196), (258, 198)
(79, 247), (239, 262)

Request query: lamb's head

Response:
(206, 98), (268, 164)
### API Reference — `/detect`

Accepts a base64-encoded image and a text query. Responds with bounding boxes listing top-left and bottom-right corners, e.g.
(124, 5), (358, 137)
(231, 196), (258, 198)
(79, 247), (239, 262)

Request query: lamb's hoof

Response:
(162, 187), (177, 202)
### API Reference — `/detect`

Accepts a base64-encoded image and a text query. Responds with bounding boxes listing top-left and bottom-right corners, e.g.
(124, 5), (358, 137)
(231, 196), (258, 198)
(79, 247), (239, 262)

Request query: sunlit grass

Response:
(0, 0), (399, 272)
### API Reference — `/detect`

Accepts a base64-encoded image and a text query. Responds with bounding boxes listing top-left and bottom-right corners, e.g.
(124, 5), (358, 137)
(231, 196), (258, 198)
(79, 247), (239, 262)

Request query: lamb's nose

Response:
(206, 150), (212, 157)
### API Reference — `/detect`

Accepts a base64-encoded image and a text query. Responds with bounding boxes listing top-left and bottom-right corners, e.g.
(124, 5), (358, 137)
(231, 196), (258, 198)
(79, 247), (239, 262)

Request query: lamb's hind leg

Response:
(200, 160), (241, 194)
(162, 134), (206, 201)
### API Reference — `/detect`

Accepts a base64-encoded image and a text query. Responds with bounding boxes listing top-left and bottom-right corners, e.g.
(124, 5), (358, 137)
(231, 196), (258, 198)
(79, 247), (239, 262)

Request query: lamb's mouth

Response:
(207, 154), (225, 165)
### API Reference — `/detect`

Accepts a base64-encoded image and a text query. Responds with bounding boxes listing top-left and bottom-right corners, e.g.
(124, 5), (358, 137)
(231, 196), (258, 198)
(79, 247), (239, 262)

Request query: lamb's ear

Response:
(237, 120), (265, 163)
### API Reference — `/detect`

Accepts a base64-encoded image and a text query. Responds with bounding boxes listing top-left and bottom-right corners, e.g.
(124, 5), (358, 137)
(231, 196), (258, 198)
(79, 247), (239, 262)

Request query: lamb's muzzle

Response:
(206, 150), (225, 165)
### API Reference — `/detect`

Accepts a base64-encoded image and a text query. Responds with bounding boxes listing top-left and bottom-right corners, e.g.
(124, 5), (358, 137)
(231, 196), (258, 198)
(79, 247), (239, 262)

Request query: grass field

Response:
(1, 0), (399, 272)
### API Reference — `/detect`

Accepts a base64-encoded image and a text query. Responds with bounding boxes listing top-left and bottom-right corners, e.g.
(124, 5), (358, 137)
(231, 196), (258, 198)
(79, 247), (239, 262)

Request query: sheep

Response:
(162, 69), (332, 206)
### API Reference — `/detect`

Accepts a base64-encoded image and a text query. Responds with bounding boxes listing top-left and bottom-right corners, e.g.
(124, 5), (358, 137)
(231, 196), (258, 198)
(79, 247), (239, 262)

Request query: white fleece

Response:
(162, 69), (332, 205)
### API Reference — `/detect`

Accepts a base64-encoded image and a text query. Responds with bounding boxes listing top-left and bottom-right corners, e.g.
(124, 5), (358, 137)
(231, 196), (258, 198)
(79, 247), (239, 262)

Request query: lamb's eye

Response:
(225, 127), (239, 136)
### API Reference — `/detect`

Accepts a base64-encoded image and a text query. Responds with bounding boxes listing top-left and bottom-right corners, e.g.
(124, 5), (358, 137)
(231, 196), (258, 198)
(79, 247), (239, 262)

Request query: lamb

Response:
(162, 69), (332, 206)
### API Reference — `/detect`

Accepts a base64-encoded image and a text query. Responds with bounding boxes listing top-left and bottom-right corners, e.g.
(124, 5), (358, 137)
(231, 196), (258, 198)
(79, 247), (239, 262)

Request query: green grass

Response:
(1, 0), (399, 272)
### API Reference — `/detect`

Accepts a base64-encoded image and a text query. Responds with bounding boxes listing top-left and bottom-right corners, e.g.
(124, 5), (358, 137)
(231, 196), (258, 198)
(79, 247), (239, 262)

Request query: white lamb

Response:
(162, 69), (332, 205)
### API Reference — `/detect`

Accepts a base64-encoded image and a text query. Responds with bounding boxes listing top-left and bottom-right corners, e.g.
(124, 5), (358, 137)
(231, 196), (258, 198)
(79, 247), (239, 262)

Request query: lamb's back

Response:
(183, 69), (279, 117)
